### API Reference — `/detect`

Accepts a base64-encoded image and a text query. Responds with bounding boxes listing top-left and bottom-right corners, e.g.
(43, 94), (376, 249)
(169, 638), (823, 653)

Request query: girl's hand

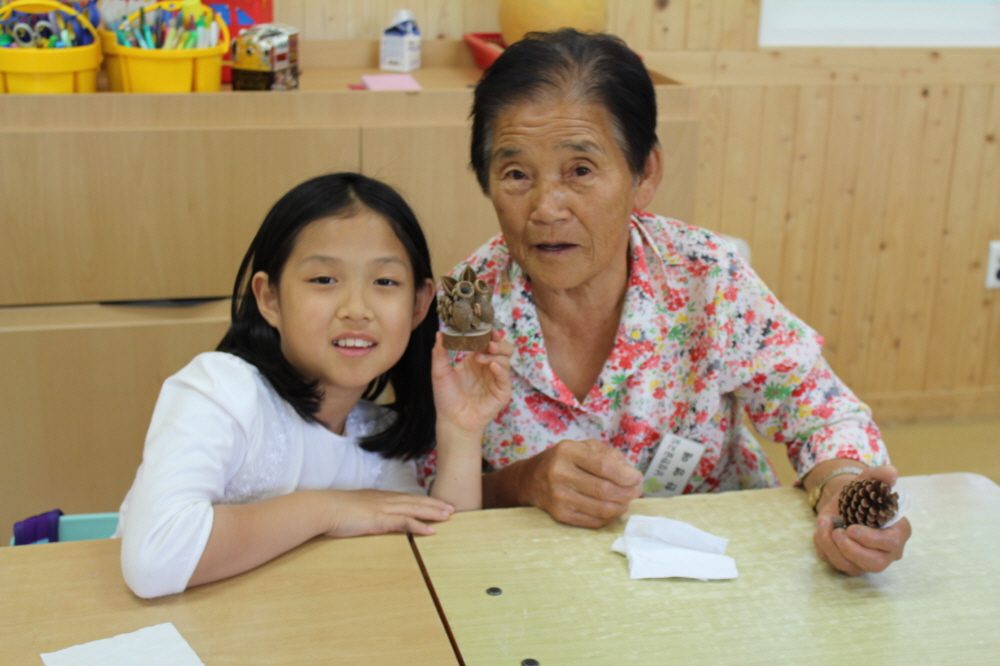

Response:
(322, 489), (455, 538)
(431, 329), (514, 436)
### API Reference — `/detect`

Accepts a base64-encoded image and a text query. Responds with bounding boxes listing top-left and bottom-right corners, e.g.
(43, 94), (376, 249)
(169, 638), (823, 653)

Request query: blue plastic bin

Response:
(10, 511), (118, 546)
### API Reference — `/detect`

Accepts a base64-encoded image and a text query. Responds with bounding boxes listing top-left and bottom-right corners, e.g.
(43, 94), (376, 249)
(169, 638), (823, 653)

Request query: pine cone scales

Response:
(838, 479), (899, 528)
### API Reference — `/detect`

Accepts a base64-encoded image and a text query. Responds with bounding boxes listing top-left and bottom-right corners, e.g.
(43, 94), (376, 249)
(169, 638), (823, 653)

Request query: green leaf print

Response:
(668, 325), (687, 344)
(764, 383), (793, 401)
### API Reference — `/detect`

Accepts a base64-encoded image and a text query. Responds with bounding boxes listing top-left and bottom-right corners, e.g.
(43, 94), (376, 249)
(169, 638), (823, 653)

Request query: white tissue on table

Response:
(882, 489), (912, 528)
(612, 515), (738, 581)
(40, 622), (204, 666)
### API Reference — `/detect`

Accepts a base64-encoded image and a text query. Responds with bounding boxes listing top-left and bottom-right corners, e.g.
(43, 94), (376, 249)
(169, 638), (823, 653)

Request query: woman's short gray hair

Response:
(470, 29), (658, 194)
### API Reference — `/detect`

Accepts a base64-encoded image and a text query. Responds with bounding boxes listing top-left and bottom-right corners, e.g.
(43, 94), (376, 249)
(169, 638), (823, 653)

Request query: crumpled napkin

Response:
(41, 623), (204, 666)
(611, 515), (738, 581)
(883, 489), (912, 528)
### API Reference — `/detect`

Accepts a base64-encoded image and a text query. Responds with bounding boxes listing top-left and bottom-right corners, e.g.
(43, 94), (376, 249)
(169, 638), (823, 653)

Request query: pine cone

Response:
(838, 479), (899, 528)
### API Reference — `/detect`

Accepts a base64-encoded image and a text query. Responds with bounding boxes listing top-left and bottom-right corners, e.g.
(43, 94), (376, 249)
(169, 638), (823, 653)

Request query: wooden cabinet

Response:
(0, 96), (362, 534)
(0, 127), (359, 305)
(0, 43), (697, 537)
(0, 302), (231, 532)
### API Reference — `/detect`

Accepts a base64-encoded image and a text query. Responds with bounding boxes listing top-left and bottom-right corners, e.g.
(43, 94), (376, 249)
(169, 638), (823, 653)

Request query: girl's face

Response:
(253, 208), (434, 407)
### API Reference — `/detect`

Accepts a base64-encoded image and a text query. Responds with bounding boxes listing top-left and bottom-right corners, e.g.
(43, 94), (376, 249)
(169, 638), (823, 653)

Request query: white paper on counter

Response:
(612, 515), (738, 581)
(882, 490), (912, 528)
(41, 622), (204, 666)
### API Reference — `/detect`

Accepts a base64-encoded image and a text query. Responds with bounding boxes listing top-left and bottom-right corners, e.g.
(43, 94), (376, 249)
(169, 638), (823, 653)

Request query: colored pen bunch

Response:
(0, 2), (99, 49)
(114, 5), (219, 49)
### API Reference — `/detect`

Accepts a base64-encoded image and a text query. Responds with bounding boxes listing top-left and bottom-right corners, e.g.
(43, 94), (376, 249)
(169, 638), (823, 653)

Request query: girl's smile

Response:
(332, 333), (378, 356)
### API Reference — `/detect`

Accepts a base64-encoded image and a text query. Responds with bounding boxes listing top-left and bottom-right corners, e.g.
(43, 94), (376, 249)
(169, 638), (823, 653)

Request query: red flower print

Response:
(812, 403), (834, 420)
(689, 341), (710, 364)
(666, 288), (689, 312)
(524, 394), (570, 435)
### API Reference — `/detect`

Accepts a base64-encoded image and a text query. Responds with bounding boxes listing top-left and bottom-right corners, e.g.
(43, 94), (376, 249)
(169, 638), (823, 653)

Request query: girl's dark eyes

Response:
(311, 276), (336, 284)
(374, 278), (400, 286)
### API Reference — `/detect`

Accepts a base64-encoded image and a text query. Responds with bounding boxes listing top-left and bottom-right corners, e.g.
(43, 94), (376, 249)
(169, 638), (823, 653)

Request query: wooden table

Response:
(413, 473), (1000, 666)
(0, 534), (457, 665)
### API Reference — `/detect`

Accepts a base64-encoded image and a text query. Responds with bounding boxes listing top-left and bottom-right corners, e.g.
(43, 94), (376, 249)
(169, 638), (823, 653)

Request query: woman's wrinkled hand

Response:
(522, 439), (643, 528)
(813, 465), (911, 576)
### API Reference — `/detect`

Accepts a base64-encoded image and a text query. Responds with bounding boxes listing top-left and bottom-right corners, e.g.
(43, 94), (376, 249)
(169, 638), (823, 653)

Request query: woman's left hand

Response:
(813, 464), (911, 576)
(431, 330), (514, 436)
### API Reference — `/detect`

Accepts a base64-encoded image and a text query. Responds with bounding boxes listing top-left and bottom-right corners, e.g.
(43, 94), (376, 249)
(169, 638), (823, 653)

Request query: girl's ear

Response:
(251, 271), (282, 330)
(411, 277), (436, 330)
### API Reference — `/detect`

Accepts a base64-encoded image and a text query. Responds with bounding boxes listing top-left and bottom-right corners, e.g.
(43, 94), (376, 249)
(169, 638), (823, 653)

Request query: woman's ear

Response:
(411, 277), (436, 330)
(251, 271), (282, 330)
(634, 146), (664, 212)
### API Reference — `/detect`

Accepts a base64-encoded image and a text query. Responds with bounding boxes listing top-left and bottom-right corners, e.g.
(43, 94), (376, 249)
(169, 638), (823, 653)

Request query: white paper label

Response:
(641, 433), (706, 497)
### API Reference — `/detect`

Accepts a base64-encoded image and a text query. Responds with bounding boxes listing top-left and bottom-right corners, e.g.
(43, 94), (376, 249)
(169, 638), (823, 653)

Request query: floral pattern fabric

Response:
(419, 212), (887, 493)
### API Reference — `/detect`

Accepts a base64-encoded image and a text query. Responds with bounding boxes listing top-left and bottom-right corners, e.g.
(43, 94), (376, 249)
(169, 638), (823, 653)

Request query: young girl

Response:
(117, 173), (511, 599)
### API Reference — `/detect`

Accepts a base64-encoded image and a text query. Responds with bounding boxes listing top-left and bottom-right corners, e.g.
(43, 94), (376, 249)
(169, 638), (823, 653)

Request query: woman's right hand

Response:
(484, 439), (643, 528)
(322, 489), (455, 538)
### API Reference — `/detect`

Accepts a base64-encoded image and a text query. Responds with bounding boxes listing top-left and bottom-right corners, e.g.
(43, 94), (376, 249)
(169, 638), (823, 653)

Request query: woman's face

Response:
(488, 93), (659, 295)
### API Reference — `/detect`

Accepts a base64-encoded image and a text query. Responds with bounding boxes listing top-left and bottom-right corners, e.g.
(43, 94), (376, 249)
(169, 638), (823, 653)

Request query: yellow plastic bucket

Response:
(0, 0), (102, 94)
(99, 1), (229, 93)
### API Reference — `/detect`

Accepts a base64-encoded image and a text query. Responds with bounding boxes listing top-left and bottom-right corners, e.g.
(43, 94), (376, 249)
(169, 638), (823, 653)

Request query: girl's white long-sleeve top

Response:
(117, 352), (423, 599)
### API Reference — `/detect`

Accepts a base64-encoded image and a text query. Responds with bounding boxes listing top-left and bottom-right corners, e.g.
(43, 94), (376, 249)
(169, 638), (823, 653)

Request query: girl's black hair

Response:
(217, 173), (438, 460)
(470, 28), (658, 193)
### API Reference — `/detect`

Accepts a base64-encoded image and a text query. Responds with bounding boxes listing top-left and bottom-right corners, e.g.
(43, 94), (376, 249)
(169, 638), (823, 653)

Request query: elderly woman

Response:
(431, 29), (909, 575)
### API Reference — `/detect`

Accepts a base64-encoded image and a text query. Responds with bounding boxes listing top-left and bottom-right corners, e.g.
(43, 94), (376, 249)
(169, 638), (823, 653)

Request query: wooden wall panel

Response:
(749, 87), (797, 291)
(978, 86), (1000, 388)
(716, 86), (764, 252)
(692, 86), (729, 232)
(925, 86), (993, 391)
(649, 118), (700, 225)
(833, 86), (896, 387)
(0, 301), (230, 543)
(776, 87), (830, 319)
(808, 86), (866, 367)
(0, 127), (358, 306)
(866, 87), (931, 392)
(276, 0), (500, 41)
(272, 0), (762, 51)
(361, 124), (499, 277)
(897, 86), (961, 391)
(692, 83), (1000, 422)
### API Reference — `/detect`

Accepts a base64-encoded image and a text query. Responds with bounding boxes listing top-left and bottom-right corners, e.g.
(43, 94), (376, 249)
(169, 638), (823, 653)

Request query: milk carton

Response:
(379, 9), (421, 72)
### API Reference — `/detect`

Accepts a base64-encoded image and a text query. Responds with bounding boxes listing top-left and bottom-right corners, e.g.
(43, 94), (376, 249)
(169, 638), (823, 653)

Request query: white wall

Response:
(759, 0), (1000, 46)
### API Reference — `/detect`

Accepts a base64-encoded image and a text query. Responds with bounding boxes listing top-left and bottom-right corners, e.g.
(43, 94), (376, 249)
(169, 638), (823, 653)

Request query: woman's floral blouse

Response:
(419, 212), (888, 492)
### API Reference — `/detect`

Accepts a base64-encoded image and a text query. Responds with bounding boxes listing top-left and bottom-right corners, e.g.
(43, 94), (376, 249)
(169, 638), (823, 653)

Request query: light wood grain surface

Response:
(414, 473), (1000, 666)
(0, 300), (230, 539)
(0, 534), (457, 666)
(0, 127), (358, 306)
